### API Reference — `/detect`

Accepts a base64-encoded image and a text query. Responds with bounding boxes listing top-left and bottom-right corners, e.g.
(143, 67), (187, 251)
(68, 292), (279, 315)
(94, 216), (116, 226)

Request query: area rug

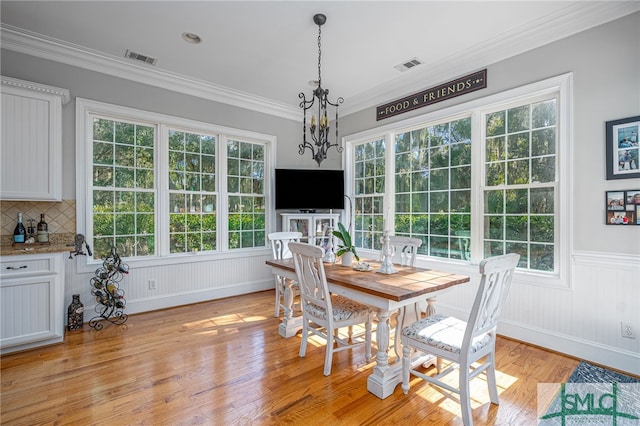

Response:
(538, 361), (640, 425)
(568, 361), (640, 384)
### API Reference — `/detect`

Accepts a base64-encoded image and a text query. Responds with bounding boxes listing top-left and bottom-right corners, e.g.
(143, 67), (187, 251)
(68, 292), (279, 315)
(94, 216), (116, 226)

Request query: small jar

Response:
(67, 294), (84, 331)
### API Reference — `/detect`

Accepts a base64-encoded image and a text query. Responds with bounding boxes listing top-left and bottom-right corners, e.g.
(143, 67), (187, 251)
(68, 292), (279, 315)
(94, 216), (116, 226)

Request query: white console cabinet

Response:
(0, 252), (65, 354)
(281, 212), (340, 249)
(1, 76), (69, 201)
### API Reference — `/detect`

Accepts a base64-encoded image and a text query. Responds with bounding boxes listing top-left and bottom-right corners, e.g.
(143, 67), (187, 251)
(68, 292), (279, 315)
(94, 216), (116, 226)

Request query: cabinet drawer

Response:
(0, 257), (54, 277)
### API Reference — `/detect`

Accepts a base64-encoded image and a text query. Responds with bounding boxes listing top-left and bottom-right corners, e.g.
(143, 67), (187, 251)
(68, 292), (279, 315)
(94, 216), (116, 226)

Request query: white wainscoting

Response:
(65, 251), (275, 319)
(434, 250), (640, 376)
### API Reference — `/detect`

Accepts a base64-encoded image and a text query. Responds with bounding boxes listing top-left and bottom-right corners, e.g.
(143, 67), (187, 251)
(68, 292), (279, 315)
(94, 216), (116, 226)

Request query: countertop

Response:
(1, 233), (76, 256)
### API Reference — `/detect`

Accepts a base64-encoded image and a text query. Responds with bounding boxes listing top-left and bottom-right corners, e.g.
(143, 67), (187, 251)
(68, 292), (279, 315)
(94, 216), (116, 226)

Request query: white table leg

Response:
(368, 297), (440, 398)
(367, 308), (402, 399)
(278, 278), (302, 338)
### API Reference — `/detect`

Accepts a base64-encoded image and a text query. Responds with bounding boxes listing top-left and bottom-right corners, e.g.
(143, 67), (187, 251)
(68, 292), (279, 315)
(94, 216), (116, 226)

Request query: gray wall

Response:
(341, 12), (640, 255)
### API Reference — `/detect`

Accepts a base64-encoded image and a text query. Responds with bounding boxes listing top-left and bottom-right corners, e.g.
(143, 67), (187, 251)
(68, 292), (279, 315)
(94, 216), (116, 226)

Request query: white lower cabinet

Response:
(0, 252), (65, 354)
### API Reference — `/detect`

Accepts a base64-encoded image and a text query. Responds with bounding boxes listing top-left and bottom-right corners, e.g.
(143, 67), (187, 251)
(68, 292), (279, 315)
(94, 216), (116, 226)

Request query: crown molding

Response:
(1, 75), (70, 104)
(0, 24), (300, 121)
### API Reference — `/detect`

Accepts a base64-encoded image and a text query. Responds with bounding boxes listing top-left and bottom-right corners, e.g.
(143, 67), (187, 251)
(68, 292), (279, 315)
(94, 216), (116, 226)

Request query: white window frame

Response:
(344, 73), (573, 287)
(76, 98), (276, 272)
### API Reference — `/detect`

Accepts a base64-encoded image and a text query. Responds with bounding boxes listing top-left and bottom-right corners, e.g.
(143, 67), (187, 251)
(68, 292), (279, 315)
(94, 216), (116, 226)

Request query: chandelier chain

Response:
(317, 25), (322, 86)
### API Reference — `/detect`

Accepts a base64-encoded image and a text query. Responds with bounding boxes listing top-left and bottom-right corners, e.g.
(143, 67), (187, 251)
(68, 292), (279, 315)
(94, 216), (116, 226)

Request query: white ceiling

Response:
(1, 1), (638, 118)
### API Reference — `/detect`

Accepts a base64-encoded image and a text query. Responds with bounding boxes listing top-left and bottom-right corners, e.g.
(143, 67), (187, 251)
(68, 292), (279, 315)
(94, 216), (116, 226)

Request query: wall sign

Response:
(376, 69), (487, 121)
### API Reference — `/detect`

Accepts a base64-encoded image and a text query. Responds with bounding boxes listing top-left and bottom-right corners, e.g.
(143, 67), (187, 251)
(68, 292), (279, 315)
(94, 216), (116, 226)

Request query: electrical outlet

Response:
(148, 279), (157, 290)
(621, 322), (636, 339)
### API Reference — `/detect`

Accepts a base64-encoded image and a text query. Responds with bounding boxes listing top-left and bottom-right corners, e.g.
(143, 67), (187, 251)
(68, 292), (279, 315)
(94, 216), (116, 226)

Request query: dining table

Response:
(265, 257), (470, 399)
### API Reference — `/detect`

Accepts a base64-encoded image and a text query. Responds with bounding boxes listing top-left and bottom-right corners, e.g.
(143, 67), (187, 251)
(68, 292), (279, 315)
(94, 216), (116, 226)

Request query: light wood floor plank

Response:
(1, 290), (580, 425)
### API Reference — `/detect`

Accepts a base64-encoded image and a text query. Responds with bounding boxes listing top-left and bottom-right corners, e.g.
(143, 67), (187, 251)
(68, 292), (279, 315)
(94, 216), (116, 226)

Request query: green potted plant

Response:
(332, 222), (359, 266)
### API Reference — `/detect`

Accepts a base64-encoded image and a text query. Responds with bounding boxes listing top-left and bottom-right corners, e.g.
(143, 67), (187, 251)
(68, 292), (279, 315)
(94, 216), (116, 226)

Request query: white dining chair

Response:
(268, 231), (302, 317)
(387, 235), (422, 266)
(377, 235), (424, 358)
(400, 253), (520, 426)
(289, 242), (374, 376)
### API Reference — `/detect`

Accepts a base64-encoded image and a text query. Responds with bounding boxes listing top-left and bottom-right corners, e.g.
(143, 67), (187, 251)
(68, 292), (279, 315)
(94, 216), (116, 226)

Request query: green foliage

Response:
(332, 222), (360, 261)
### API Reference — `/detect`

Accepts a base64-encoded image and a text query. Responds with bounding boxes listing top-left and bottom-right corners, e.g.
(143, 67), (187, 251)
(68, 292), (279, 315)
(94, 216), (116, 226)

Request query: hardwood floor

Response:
(1, 290), (578, 425)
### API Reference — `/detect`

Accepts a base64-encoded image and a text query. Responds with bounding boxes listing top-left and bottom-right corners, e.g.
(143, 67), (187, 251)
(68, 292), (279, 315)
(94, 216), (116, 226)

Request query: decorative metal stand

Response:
(377, 230), (397, 274)
(89, 247), (129, 330)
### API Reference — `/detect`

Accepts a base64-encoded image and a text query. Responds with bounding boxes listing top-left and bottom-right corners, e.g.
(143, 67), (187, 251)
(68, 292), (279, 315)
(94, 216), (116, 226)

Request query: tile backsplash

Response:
(1, 200), (76, 236)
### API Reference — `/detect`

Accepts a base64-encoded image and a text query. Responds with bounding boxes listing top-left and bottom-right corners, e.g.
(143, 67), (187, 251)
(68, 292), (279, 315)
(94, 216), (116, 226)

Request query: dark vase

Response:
(67, 294), (84, 331)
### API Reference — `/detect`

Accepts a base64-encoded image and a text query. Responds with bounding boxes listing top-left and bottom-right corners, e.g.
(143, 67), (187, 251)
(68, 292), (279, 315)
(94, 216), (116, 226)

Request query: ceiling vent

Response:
(124, 49), (157, 66)
(394, 57), (423, 72)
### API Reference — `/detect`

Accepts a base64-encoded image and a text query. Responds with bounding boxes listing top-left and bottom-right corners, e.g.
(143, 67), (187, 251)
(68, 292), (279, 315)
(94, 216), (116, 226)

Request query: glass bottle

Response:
(37, 213), (49, 243)
(13, 212), (26, 243)
(67, 294), (84, 331)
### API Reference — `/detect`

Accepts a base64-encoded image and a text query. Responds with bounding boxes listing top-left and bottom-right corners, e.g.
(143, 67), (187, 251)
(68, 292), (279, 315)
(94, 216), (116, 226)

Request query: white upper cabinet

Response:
(1, 77), (69, 201)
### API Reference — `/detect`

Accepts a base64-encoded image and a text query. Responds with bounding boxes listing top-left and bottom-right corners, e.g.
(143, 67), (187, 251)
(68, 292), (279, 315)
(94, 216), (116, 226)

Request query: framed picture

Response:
(605, 190), (640, 225)
(606, 116), (640, 180)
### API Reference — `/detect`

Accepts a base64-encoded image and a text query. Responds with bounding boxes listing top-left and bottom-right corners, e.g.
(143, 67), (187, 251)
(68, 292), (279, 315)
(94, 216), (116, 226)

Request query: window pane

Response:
(530, 216), (554, 243)
(532, 128), (556, 156)
(94, 142), (113, 165)
(485, 190), (504, 214)
(507, 105), (529, 133)
(486, 111), (505, 137)
(531, 188), (554, 214)
(94, 118), (114, 142)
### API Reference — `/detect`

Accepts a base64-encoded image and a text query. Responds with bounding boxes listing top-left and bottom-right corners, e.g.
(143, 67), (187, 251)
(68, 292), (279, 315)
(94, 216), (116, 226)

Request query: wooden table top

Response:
(266, 258), (470, 302)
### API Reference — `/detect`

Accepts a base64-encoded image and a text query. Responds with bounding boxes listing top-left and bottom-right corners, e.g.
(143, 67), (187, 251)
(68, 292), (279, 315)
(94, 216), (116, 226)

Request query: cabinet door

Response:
(313, 214), (339, 251)
(0, 252), (65, 354)
(312, 216), (334, 248)
(287, 218), (310, 241)
(1, 78), (67, 201)
(0, 274), (63, 350)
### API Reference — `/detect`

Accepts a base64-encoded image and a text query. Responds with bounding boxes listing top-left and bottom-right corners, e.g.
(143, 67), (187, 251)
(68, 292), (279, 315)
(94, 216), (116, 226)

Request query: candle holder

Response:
(377, 230), (397, 274)
(322, 223), (336, 263)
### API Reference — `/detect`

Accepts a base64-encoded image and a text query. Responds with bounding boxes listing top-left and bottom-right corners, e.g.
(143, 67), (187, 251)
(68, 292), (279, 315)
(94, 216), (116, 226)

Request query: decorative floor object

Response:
(89, 247), (129, 330)
(568, 361), (639, 384)
(539, 361), (640, 425)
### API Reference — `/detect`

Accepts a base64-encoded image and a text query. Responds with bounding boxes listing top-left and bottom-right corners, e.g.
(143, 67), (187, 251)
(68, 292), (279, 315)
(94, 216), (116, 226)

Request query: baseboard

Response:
(439, 304), (640, 377)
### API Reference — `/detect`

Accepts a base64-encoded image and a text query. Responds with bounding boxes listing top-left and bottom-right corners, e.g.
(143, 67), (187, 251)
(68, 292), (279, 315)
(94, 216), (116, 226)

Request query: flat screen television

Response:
(275, 169), (344, 210)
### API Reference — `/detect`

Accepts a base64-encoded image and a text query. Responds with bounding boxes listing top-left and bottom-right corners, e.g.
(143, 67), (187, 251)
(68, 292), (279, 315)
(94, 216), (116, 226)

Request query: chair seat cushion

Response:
(401, 314), (491, 354)
(306, 294), (372, 321)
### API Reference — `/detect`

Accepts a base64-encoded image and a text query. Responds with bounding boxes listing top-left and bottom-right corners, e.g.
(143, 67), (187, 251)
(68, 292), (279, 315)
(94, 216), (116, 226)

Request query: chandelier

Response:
(298, 13), (344, 166)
